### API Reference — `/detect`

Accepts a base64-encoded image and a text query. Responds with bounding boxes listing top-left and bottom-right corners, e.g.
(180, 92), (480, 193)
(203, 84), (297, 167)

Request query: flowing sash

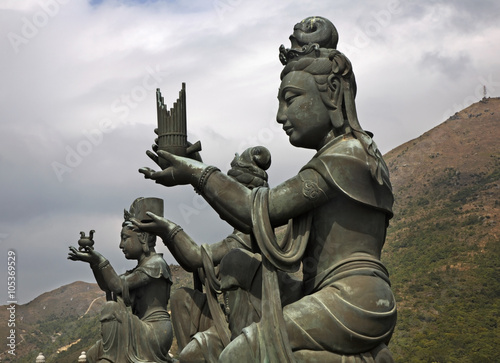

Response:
(251, 187), (312, 362)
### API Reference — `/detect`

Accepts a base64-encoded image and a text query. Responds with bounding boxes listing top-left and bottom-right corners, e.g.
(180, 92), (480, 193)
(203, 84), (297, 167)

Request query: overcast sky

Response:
(1, 0), (499, 304)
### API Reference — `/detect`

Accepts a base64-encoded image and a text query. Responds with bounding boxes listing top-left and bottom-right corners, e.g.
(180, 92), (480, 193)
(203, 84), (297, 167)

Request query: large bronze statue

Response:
(140, 16), (396, 362)
(68, 197), (174, 363)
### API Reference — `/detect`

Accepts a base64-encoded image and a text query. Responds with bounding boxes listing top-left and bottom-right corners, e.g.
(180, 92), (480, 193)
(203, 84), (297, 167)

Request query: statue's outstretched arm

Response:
(68, 246), (112, 293)
(98, 261), (151, 296)
(139, 150), (334, 232)
(132, 213), (239, 272)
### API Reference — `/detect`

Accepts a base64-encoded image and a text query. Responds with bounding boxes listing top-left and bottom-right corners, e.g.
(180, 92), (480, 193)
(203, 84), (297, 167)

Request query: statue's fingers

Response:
(154, 128), (159, 135)
(129, 217), (144, 229)
(139, 167), (155, 179)
(152, 144), (158, 153)
(146, 150), (160, 165)
(157, 150), (176, 164)
(146, 211), (162, 222)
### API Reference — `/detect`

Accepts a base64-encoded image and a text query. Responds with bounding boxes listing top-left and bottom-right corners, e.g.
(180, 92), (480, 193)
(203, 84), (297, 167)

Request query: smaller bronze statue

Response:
(77, 230), (95, 251)
(68, 197), (173, 363)
(133, 146), (280, 362)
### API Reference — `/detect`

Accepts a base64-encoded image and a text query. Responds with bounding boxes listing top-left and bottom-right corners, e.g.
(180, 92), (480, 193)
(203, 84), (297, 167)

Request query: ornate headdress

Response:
(279, 16), (338, 65)
(279, 16), (389, 186)
(123, 197), (164, 227)
(227, 146), (271, 189)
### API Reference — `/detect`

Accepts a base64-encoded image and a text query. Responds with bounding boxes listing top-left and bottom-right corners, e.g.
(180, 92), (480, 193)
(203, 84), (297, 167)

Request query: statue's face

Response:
(119, 227), (143, 260)
(277, 70), (332, 149)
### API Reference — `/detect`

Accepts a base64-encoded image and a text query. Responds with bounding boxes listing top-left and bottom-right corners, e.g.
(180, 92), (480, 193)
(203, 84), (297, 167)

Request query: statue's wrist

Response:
(194, 166), (220, 194)
(164, 225), (183, 243)
(91, 258), (109, 269)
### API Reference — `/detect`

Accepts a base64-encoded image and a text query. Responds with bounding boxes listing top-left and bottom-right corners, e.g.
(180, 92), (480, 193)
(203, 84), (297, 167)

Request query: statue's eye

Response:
(284, 91), (299, 105)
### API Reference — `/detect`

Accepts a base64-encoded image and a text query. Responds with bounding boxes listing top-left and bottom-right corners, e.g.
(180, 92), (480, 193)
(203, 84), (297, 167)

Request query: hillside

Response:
(0, 281), (104, 363)
(0, 268), (193, 363)
(382, 97), (499, 361)
(2, 98), (499, 362)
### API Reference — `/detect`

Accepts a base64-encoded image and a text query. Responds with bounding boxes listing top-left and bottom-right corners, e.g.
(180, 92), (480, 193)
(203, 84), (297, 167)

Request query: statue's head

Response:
(227, 146), (271, 189)
(121, 197), (164, 259)
(278, 16), (387, 184)
(278, 17), (360, 146)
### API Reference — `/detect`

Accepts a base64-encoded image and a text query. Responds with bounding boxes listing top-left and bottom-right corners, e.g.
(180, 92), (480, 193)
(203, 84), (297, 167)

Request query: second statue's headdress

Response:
(123, 197), (164, 227)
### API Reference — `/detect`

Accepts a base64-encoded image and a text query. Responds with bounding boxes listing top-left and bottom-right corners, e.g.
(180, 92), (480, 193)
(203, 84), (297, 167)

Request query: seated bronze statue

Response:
(68, 197), (173, 363)
(133, 146), (301, 362)
(140, 16), (396, 363)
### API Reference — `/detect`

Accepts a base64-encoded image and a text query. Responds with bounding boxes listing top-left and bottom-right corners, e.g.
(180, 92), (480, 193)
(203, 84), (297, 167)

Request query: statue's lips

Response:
(283, 126), (294, 135)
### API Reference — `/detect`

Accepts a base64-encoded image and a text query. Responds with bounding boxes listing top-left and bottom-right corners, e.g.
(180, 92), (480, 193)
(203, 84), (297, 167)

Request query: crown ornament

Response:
(279, 16), (339, 65)
(123, 197), (164, 226)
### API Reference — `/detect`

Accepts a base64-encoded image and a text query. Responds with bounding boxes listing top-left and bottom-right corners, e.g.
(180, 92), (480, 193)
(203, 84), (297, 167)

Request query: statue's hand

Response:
(139, 150), (207, 187)
(68, 246), (105, 266)
(131, 212), (178, 240)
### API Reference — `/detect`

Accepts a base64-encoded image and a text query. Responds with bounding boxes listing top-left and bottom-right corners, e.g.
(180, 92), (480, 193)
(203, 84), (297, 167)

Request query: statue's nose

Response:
(276, 107), (286, 124)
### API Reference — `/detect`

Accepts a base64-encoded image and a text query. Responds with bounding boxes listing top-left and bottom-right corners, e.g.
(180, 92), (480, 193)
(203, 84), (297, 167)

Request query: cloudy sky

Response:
(1, 0), (499, 304)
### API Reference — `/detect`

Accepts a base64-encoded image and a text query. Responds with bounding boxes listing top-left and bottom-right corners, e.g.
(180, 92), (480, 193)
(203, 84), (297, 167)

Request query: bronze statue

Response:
(133, 146), (287, 362)
(140, 16), (396, 362)
(68, 197), (173, 363)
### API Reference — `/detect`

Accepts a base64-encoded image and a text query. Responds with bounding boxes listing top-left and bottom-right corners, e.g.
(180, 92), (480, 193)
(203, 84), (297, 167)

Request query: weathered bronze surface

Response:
(140, 16), (397, 362)
(68, 197), (173, 363)
(134, 147), (273, 361)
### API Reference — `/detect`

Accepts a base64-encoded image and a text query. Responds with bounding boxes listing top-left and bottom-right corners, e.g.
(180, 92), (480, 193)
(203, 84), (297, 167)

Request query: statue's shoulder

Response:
(321, 136), (368, 161)
(136, 254), (172, 283)
(303, 136), (369, 174)
(303, 136), (393, 214)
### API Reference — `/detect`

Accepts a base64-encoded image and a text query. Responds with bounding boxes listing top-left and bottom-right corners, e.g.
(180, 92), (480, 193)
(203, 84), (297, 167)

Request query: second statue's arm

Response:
(132, 212), (235, 272)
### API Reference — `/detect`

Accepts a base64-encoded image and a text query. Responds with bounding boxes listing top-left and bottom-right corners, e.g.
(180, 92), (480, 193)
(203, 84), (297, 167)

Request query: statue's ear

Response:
(327, 75), (344, 129)
(137, 232), (151, 254)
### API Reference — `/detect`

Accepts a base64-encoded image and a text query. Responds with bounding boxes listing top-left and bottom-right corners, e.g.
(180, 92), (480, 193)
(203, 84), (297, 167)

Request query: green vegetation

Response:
(384, 163), (499, 362)
(16, 314), (100, 363)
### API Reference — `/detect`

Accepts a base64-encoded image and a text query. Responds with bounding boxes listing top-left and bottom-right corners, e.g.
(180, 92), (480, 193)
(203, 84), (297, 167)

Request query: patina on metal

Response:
(140, 16), (397, 362)
(133, 147), (273, 362)
(68, 197), (173, 363)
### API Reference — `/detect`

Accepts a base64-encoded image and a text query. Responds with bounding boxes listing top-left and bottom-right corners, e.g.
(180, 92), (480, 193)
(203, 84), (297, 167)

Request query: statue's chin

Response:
(289, 137), (316, 150)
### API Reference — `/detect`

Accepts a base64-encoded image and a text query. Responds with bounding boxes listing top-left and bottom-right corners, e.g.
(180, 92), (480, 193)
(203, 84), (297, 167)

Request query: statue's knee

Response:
(178, 340), (205, 363)
(219, 333), (254, 363)
(100, 301), (122, 322)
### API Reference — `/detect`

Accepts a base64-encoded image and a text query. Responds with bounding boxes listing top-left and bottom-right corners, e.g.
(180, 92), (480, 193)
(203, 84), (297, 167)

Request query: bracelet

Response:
(195, 166), (220, 195)
(166, 225), (183, 242)
(98, 259), (110, 270)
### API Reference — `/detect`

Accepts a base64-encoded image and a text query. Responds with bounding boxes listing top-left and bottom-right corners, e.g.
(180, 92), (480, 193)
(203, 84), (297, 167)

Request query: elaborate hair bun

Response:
(280, 16), (338, 65)
(250, 146), (272, 171)
(290, 16), (338, 50)
(227, 146), (271, 189)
